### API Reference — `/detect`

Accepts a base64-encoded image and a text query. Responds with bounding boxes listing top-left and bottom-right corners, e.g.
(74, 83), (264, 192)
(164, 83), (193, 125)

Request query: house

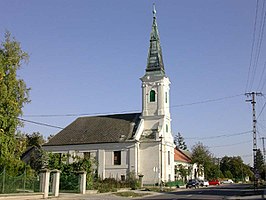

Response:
(174, 148), (204, 181)
(43, 5), (175, 185)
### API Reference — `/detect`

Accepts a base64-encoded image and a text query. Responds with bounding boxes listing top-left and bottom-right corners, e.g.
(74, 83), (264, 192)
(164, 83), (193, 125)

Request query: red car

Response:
(208, 180), (220, 185)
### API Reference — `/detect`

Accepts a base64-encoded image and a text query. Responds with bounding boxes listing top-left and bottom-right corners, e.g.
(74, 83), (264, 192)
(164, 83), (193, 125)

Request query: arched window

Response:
(150, 90), (156, 102)
(166, 124), (169, 132)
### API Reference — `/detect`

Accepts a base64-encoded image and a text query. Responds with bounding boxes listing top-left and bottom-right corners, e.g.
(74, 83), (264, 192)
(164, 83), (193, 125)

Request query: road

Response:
(2, 184), (264, 200)
(138, 184), (265, 200)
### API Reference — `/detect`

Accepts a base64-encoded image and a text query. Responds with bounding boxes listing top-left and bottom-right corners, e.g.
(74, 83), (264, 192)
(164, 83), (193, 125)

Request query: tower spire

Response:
(146, 4), (165, 75)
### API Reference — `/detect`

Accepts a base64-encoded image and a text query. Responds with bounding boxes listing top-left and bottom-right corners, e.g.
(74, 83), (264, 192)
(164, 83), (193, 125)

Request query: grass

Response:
(114, 191), (149, 198)
(143, 187), (176, 192)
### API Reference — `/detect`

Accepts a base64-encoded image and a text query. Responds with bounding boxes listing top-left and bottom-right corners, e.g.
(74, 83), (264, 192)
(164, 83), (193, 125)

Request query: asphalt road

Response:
(138, 184), (266, 200)
(2, 184), (264, 200)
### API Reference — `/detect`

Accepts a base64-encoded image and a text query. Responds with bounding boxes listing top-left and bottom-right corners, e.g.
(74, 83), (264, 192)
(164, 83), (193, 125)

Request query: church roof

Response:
(44, 113), (141, 146)
(146, 4), (165, 75)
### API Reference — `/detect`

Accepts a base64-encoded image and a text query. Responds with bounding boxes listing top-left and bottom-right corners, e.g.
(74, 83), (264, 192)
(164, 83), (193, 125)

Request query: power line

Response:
(18, 118), (64, 130)
(22, 93), (244, 118)
(208, 140), (250, 148)
(257, 100), (266, 120)
(257, 62), (266, 91)
(246, 0), (260, 92)
(250, 0), (266, 90)
(185, 130), (252, 140)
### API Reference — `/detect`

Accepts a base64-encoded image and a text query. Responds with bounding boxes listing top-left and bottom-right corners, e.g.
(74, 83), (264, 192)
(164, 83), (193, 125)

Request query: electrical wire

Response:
(18, 118), (64, 130)
(22, 93), (244, 118)
(257, 98), (266, 120)
(208, 140), (250, 148)
(184, 130), (252, 140)
(257, 62), (266, 91)
(250, 0), (266, 90)
(246, 0), (260, 92)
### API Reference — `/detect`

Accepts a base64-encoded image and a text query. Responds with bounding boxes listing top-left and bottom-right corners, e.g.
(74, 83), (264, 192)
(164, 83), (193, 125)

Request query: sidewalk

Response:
(0, 190), (159, 200)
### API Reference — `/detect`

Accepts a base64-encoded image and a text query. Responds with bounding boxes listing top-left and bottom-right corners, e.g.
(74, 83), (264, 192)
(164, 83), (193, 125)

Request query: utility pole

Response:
(245, 92), (262, 189)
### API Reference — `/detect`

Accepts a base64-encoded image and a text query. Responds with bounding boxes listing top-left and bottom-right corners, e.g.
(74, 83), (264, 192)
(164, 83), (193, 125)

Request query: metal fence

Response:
(0, 168), (40, 194)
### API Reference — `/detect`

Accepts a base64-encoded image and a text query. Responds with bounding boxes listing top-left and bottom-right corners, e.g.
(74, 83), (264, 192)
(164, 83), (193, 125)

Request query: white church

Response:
(43, 6), (176, 185)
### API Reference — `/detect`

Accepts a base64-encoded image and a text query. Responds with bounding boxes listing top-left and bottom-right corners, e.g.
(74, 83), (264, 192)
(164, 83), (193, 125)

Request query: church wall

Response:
(162, 142), (175, 182)
(139, 141), (160, 185)
(43, 142), (138, 180)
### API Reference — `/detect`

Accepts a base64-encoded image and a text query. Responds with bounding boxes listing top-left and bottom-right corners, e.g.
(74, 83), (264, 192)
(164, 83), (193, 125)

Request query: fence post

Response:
(40, 169), (50, 199)
(1, 167), (5, 194)
(23, 168), (26, 192)
(77, 171), (87, 194)
(51, 170), (60, 197)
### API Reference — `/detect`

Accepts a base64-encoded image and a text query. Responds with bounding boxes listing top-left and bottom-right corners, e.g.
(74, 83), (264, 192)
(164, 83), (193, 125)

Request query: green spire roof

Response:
(146, 4), (165, 75)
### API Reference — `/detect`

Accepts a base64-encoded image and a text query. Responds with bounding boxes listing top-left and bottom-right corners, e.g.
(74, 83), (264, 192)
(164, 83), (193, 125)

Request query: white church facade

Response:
(43, 6), (176, 185)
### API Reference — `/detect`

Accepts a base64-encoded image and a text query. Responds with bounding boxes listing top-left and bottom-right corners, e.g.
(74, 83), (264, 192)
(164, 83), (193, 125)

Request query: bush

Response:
(125, 172), (140, 190)
(165, 180), (184, 188)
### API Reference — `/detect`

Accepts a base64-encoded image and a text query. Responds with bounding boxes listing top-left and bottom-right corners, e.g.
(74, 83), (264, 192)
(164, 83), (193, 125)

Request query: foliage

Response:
(175, 164), (188, 182)
(165, 180), (185, 187)
(126, 172), (140, 190)
(26, 132), (45, 148)
(0, 166), (39, 194)
(206, 162), (221, 180)
(47, 153), (94, 191)
(0, 31), (30, 174)
(174, 132), (187, 150)
(92, 172), (140, 193)
(220, 156), (252, 181)
(256, 149), (264, 177)
(191, 142), (212, 179)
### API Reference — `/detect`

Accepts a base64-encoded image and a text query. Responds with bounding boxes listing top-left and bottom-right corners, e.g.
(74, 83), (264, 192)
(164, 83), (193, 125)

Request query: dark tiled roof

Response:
(44, 113), (141, 146)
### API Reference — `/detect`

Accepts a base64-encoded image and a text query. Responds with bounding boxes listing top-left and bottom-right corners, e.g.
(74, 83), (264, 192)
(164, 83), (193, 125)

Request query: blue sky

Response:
(1, 0), (266, 165)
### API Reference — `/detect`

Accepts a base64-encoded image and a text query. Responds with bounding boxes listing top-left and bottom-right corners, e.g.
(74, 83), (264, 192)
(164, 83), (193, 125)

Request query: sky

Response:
(1, 0), (266, 165)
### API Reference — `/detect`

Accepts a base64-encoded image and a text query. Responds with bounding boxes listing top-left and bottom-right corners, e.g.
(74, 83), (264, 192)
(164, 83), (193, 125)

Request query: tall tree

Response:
(0, 32), (30, 173)
(174, 132), (187, 150)
(191, 142), (212, 179)
(220, 156), (252, 181)
(256, 149), (264, 174)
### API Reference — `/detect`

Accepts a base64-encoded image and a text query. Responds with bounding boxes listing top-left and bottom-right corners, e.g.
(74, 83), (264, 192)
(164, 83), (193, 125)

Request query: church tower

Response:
(139, 4), (174, 184)
(140, 4), (171, 138)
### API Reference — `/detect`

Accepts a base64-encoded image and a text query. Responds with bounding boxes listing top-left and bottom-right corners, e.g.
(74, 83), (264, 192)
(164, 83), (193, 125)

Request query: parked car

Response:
(208, 179), (220, 185)
(186, 179), (200, 188)
(221, 179), (234, 184)
(199, 180), (209, 187)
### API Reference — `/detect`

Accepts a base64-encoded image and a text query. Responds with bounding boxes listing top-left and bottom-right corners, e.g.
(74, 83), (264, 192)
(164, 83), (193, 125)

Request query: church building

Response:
(43, 6), (175, 185)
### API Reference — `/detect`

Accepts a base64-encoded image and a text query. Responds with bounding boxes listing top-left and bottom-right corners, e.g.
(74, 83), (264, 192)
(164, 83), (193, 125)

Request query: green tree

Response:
(256, 149), (264, 177)
(176, 164), (188, 182)
(23, 132), (46, 173)
(191, 142), (212, 179)
(174, 132), (187, 150)
(26, 132), (45, 148)
(220, 156), (252, 182)
(206, 160), (222, 180)
(0, 31), (30, 174)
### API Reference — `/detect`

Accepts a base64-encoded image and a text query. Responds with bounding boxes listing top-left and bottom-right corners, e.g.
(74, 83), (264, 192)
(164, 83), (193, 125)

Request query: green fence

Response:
(0, 168), (40, 194)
